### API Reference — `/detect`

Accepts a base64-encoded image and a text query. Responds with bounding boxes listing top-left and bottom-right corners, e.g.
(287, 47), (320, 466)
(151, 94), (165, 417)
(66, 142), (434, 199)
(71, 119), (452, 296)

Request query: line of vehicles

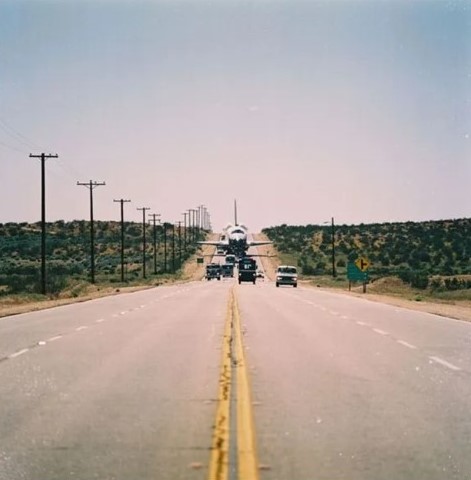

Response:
(205, 255), (262, 284)
(206, 257), (297, 287)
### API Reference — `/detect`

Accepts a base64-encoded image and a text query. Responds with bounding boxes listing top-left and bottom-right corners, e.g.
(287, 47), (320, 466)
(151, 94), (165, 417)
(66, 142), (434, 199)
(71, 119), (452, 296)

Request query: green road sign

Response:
(347, 262), (369, 282)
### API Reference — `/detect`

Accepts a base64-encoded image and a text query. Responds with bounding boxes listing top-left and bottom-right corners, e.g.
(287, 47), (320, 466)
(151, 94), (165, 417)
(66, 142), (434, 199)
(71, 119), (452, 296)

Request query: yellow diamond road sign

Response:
(355, 257), (370, 272)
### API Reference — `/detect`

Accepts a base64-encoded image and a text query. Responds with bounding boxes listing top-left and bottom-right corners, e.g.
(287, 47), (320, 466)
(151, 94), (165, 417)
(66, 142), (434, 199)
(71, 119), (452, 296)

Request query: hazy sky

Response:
(0, 0), (469, 232)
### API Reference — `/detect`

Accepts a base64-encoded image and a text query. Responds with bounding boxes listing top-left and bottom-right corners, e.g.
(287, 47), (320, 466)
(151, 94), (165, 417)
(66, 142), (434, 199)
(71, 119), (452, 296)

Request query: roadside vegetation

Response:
(0, 220), (208, 308)
(263, 218), (471, 303)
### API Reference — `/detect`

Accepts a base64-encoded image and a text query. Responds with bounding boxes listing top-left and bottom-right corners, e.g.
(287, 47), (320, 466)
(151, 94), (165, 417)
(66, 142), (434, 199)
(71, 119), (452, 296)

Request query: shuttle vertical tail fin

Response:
(234, 199), (238, 226)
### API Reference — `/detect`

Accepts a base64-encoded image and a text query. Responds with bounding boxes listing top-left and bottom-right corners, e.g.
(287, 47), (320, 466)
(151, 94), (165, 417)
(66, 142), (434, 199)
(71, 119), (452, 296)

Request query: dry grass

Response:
(0, 235), (218, 319)
(252, 233), (278, 281)
(181, 234), (217, 280)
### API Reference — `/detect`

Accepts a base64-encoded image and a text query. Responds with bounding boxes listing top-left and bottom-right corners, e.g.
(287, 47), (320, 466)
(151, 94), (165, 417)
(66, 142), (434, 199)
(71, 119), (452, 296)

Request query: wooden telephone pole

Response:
(30, 153), (58, 294)
(77, 180), (106, 283)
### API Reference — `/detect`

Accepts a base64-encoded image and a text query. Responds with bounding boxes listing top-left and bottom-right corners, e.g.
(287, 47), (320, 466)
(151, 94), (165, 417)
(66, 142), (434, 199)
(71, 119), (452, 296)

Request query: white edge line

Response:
(76, 326), (88, 331)
(397, 340), (417, 350)
(8, 348), (29, 359)
(96, 319), (105, 323)
(48, 335), (63, 342)
(373, 328), (389, 336)
(356, 321), (369, 326)
(429, 356), (461, 371)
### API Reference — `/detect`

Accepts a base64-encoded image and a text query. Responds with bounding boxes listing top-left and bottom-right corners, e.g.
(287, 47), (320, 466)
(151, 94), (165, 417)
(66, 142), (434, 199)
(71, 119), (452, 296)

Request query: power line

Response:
(0, 139), (28, 154)
(0, 117), (44, 150)
(56, 157), (89, 182)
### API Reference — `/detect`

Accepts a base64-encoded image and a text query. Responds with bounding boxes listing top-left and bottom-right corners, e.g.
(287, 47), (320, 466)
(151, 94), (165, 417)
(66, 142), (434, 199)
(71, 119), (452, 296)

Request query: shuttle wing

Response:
(247, 240), (272, 247)
(198, 240), (228, 247)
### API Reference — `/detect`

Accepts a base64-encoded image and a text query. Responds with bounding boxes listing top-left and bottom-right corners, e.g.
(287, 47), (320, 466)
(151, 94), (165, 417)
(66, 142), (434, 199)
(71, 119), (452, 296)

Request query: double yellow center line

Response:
(208, 287), (260, 480)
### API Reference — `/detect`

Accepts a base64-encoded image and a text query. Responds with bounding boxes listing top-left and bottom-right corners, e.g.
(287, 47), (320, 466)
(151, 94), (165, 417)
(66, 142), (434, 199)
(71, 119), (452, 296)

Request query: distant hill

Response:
(263, 218), (470, 289)
(0, 220), (203, 294)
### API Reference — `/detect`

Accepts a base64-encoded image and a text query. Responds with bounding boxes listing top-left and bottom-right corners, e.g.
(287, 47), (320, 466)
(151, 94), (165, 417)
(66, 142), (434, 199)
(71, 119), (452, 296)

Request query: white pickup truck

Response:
(276, 265), (298, 288)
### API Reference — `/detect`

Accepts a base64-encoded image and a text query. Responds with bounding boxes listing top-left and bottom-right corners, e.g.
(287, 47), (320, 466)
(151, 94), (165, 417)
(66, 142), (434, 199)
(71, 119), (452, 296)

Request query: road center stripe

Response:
(208, 291), (233, 480)
(208, 288), (259, 480)
(233, 291), (260, 480)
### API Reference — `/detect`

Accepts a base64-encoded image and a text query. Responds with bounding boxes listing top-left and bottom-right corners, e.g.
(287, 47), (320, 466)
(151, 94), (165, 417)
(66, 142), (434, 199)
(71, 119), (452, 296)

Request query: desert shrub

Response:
(443, 277), (469, 291)
(430, 278), (444, 291)
(398, 269), (429, 289)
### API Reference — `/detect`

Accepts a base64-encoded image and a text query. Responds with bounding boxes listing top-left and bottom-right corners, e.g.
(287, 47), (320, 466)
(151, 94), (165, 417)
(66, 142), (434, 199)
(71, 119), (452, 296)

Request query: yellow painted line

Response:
(208, 288), (259, 480)
(207, 291), (233, 480)
(233, 290), (260, 480)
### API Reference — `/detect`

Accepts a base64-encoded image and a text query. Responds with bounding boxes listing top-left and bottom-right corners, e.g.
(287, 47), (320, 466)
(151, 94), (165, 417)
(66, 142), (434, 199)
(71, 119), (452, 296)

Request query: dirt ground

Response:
(253, 233), (471, 323)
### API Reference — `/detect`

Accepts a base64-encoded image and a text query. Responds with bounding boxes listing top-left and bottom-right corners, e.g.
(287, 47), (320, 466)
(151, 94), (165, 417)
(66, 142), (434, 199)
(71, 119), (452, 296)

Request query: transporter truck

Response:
(238, 257), (257, 284)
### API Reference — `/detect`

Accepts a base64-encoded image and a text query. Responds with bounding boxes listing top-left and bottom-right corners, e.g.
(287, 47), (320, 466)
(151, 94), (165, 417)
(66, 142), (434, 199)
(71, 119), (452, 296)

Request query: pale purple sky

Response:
(1, 0), (470, 232)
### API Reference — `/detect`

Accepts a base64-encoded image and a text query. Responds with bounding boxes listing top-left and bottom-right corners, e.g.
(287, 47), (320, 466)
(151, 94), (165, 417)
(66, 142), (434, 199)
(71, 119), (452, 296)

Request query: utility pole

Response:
(176, 221), (182, 268)
(137, 207), (150, 278)
(163, 223), (167, 273)
(331, 217), (336, 278)
(190, 209), (196, 244)
(202, 205), (207, 231)
(186, 209), (191, 244)
(77, 180), (106, 284)
(113, 199), (131, 282)
(171, 223), (176, 273)
(200, 205), (205, 231)
(196, 207), (200, 239)
(30, 153), (58, 295)
(149, 213), (161, 275)
(182, 212), (188, 253)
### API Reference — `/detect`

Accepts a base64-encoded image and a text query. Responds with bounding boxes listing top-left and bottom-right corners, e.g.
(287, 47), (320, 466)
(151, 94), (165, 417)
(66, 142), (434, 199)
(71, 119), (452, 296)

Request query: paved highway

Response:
(1, 264), (471, 479)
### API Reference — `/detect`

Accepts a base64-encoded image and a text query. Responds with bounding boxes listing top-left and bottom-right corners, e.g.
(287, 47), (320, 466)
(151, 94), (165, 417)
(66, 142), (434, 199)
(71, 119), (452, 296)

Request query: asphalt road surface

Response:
(1, 262), (471, 480)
